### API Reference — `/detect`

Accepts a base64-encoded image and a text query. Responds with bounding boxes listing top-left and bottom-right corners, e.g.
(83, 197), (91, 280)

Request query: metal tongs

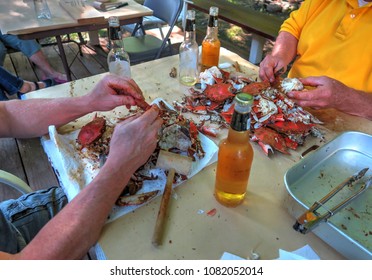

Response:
(293, 167), (371, 234)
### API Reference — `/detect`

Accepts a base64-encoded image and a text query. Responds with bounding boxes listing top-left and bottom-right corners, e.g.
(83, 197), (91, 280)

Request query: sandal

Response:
(18, 78), (56, 99)
(38, 78), (56, 89)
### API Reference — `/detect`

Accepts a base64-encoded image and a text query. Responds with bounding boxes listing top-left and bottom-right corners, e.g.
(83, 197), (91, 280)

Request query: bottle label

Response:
(109, 26), (121, 41)
(185, 19), (196, 32)
(208, 15), (218, 28)
(230, 111), (251, 132)
(109, 61), (131, 78)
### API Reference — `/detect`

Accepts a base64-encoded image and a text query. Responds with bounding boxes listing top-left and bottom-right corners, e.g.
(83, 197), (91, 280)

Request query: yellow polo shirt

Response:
(280, 0), (372, 92)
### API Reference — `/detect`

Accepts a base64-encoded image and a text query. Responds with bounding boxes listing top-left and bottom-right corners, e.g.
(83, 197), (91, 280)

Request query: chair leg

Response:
(158, 23), (165, 40)
(131, 23), (145, 37)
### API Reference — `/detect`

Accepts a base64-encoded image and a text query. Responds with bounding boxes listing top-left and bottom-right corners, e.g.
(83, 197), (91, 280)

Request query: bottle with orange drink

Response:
(214, 93), (254, 207)
(201, 6), (221, 71)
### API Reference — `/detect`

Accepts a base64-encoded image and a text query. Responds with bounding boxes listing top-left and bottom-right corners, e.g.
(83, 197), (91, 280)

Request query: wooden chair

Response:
(122, 0), (183, 64)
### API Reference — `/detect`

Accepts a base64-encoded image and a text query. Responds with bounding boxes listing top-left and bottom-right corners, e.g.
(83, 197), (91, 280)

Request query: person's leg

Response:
(28, 50), (67, 82)
(0, 66), (24, 96)
(0, 40), (7, 67)
(0, 66), (55, 99)
(0, 186), (67, 253)
(0, 33), (67, 82)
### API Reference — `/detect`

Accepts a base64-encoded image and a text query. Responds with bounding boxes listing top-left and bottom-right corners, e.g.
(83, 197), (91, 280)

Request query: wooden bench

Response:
(184, 0), (285, 64)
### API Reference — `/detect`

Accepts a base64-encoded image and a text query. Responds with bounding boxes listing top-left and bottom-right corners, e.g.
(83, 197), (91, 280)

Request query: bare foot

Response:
(45, 72), (67, 83)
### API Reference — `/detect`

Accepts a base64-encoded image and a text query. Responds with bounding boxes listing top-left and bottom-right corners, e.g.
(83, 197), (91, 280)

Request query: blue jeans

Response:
(0, 31), (41, 66)
(0, 66), (24, 100)
(0, 186), (67, 254)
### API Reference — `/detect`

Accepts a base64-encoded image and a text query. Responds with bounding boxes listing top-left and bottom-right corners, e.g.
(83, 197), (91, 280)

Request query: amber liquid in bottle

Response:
(201, 7), (220, 71)
(214, 94), (254, 207)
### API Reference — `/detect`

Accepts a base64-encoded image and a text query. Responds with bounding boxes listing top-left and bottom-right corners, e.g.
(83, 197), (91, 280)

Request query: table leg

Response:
(56, 35), (72, 81)
(249, 34), (266, 65)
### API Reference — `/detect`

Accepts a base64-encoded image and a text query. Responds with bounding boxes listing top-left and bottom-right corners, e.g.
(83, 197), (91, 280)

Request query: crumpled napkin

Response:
(220, 245), (320, 260)
(276, 245), (320, 260)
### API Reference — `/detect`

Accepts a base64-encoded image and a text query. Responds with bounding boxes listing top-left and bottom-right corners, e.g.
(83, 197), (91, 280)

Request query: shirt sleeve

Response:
(279, 0), (316, 39)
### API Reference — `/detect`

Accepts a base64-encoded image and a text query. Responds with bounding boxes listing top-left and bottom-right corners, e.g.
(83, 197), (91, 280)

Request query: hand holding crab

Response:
(84, 74), (149, 112)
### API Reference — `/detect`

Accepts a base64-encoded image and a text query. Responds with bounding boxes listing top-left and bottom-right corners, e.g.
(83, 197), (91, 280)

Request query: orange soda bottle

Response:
(214, 93), (254, 207)
(201, 6), (221, 71)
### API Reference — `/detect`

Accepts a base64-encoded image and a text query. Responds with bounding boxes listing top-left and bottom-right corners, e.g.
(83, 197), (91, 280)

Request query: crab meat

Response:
(199, 66), (222, 88)
(281, 77), (304, 94)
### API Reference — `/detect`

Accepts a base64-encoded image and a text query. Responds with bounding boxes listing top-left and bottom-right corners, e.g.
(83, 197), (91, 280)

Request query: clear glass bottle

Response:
(201, 6), (221, 71)
(179, 10), (199, 86)
(107, 16), (131, 78)
(214, 93), (254, 207)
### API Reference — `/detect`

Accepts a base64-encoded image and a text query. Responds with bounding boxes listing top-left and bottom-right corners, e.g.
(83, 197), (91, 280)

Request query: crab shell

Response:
(251, 127), (289, 155)
(241, 80), (270, 95)
(203, 83), (236, 102)
(77, 115), (106, 147)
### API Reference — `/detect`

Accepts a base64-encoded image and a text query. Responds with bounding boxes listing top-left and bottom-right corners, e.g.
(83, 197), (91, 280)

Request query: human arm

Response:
(1, 106), (162, 259)
(287, 76), (372, 120)
(259, 31), (298, 83)
(0, 74), (146, 138)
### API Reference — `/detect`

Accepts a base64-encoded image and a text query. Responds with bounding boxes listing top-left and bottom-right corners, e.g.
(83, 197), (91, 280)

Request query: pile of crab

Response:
(174, 66), (324, 156)
(76, 100), (205, 205)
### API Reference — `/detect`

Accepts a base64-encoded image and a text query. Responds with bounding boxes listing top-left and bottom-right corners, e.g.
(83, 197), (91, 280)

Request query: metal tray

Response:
(284, 131), (372, 259)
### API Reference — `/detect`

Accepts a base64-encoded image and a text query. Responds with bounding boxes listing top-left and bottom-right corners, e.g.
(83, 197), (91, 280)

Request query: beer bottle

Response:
(179, 10), (199, 86)
(107, 16), (131, 78)
(201, 6), (221, 71)
(214, 93), (254, 207)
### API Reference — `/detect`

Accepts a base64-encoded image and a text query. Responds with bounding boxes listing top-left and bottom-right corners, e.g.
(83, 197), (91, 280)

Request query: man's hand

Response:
(105, 106), (163, 175)
(85, 74), (146, 112)
(287, 76), (372, 120)
(259, 54), (287, 83)
(287, 76), (346, 109)
(259, 32), (298, 83)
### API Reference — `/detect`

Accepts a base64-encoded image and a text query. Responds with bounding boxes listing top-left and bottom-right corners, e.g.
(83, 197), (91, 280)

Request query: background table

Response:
(24, 48), (372, 260)
(0, 0), (153, 80)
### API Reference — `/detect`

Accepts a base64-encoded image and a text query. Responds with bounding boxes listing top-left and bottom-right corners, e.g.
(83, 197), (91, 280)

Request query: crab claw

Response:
(135, 98), (151, 111)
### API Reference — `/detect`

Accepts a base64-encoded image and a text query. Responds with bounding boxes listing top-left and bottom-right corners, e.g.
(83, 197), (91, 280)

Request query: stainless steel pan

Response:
(284, 131), (372, 259)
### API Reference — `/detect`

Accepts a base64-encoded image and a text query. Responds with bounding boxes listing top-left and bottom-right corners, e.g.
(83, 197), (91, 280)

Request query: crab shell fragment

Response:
(77, 115), (106, 147)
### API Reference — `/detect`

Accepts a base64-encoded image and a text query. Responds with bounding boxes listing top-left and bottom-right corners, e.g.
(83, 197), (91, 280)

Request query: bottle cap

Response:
(209, 6), (219, 16)
(234, 93), (253, 114)
(108, 16), (120, 27)
(186, 10), (195, 20)
(235, 93), (253, 105)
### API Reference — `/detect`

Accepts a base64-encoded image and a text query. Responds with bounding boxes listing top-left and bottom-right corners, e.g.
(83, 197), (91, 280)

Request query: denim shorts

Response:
(0, 66), (24, 100)
(0, 186), (67, 254)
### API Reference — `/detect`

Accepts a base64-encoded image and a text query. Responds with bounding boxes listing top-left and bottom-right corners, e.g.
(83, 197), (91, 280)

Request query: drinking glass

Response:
(34, 0), (52, 20)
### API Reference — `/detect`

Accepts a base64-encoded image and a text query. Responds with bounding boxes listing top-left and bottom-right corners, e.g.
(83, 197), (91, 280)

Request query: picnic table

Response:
(184, 0), (285, 64)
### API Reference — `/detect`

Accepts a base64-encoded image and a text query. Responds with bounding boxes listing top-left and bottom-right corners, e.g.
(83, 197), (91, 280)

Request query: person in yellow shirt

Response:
(259, 0), (372, 120)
